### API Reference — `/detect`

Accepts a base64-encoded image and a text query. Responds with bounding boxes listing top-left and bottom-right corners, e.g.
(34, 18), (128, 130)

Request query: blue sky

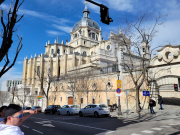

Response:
(0, 0), (180, 90)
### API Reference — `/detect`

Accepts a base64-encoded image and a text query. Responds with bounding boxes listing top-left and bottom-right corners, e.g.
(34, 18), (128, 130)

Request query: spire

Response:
(119, 29), (122, 34)
(31, 55), (32, 58)
(46, 42), (47, 46)
(142, 31), (148, 43)
(61, 40), (64, 44)
(48, 40), (50, 44)
(57, 36), (59, 43)
(83, 2), (90, 18)
(35, 54), (36, 57)
(26, 56), (27, 59)
(54, 39), (56, 43)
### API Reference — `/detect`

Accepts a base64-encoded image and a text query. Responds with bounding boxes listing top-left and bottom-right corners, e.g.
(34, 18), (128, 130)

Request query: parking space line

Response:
(22, 125), (29, 128)
(151, 128), (163, 130)
(32, 129), (43, 134)
(141, 130), (154, 133)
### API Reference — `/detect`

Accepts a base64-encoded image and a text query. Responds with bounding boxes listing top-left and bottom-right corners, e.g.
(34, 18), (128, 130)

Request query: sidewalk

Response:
(109, 105), (180, 120)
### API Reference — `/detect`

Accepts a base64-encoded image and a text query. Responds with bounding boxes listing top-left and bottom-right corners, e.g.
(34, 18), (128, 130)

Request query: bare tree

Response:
(0, 0), (24, 78)
(111, 6), (167, 112)
(0, 91), (9, 105)
(14, 88), (30, 107)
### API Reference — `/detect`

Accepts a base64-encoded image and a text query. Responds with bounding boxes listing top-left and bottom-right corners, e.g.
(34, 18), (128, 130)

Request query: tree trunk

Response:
(136, 87), (140, 113)
(87, 93), (88, 105)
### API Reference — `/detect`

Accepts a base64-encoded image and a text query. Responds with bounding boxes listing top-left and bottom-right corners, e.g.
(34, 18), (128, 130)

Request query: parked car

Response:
(57, 105), (79, 115)
(44, 105), (61, 114)
(31, 106), (42, 112)
(79, 104), (110, 118)
(22, 107), (31, 110)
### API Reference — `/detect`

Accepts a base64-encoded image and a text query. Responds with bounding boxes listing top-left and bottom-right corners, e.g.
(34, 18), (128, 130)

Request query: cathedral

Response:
(16, 3), (152, 110)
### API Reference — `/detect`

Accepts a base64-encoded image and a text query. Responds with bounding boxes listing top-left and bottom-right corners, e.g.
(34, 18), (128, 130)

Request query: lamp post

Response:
(117, 70), (122, 115)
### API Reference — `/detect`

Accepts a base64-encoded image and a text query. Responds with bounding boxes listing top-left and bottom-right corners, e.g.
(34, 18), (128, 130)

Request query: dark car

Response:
(22, 107), (31, 110)
(31, 106), (42, 112)
(44, 105), (61, 114)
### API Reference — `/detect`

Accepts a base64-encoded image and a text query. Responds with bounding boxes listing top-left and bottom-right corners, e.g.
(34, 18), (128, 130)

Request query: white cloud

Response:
(0, 67), (22, 91)
(46, 30), (65, 36)
(0, 3), (70, 25)
(17, 61), (23, 64)
(52, 24), (72, 33)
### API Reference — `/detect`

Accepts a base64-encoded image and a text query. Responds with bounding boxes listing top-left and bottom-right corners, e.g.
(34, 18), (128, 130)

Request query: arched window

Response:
(83, 51), (86, 55)
(83, 30), (85, 36)
(107, 45), (110, 50)
(92, 33), (95, 39)
(84, 41), (86, 45)
(51, 49), (54, 54)
(96, 35), (98, 41)
(64, 50), (66, 54)
(89, 33), (92, 38)
(57, 49), (60, 54)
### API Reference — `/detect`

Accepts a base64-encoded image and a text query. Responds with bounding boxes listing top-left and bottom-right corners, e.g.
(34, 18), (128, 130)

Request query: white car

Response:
(57, 105), (80, 115)
(79, 104), (110, 118)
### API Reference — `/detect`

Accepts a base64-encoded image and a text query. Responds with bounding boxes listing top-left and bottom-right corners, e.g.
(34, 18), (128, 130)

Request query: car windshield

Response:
(71, 105), (78, 108)
(99, 104), (107, 108)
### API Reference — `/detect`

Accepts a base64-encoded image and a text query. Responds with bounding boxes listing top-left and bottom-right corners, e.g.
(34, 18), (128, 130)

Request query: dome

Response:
(72, 3), (100, 32)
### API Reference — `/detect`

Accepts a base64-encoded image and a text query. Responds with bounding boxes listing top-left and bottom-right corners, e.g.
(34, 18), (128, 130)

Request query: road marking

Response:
(161, 126), (171, 128)
(22, 125), (29, 128)
(35, 121), (52, 124)
(169, 123), (180, 125)
(32, 129), (43, 134)
(42, 124), (55, 127)
(32, 117), (109, 131)
(95, 130), (115, 135)
(152, 128), (163, 130)
(131, 134), (141, 135)
(141, 130), (154, 133)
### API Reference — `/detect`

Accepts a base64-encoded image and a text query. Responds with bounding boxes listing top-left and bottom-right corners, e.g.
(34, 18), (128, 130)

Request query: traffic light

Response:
(174, 84), (178, 91)
(178, 78), (180, 88)
(100, 4), (113, 25)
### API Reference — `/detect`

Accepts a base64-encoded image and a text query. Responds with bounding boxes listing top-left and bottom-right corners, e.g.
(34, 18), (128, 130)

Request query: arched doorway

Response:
(68, 97), (73, 105)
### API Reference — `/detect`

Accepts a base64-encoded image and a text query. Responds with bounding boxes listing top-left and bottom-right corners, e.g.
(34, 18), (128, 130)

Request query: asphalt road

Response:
(20, 110), (180, 135)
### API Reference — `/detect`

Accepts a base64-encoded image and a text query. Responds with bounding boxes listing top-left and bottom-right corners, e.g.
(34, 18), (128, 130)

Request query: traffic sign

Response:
(37, 96), (42, 99)
(143, 91), (149, 96)
(117, 80), (121, 88)
(116, 88), (121, 94)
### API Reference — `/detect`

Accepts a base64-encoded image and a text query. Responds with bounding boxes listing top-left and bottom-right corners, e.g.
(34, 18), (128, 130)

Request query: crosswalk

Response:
(131, 122), (180, 135)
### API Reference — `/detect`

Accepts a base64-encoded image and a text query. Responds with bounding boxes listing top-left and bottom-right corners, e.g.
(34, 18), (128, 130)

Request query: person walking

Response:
(148, 97), (156, 114)
(0, 104), (37, 135)
(158, 94), (164, 110)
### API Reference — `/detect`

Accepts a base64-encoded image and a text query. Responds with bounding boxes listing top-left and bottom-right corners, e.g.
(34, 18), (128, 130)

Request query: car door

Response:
(83, 105), (91, 115)
(89, 105), (97, 115)
(60, 105), (66, 114)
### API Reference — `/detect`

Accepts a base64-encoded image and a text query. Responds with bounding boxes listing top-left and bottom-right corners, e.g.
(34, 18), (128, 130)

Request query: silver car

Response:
(79, 104), (110, 118)
(57, 105), (79, 115)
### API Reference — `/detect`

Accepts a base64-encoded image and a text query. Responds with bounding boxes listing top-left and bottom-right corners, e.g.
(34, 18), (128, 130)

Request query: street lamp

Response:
(117, 70), (122, 115)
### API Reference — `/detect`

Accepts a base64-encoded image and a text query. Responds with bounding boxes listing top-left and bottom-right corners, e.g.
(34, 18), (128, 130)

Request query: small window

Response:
(81, 98), (83, 104)
(51, 49), (54, 54)
(91, 51), (93, 55)
(107, 45), (110, 50)
(107, 99), (110, 106)
(83, 30), (85, 36)
(64, 50), (66, 54)
(77, 41), (78, 45)
(37, 66), (40, 76)
(61, 97), (62, 101)
(83, 51), (86, 55)
(92, 99), (95, 104)
(96, 35), (98, 41)
(143, 48), (145, 52)
(84, 41), (86, 45)
(57, 49), (60, 54)
(58, 67), (60, 76)
(92, 33), (95, 39)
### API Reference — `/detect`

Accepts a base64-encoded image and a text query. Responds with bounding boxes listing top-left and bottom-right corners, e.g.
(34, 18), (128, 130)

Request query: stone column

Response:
(22, 58), (28, 84)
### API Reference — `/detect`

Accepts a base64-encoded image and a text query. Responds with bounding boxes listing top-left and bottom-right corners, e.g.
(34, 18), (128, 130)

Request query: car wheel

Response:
(94, 112), (99, 118)
(79, 111), (83, 117)
(58, 111), (60, 115)
(50, 111), (53, 115)
(67, 111), (70, 116)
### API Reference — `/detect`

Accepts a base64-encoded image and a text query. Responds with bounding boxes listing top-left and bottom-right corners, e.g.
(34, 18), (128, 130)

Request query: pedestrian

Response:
(0, 106), (7, 124)
(158, 94), (164, 110)
(148, 97), (156, 114)
(0, 104), (37, 135)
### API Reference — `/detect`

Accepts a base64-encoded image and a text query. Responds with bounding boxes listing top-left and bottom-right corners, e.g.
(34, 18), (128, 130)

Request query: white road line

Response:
(42, 124), (55, 127)
(22, 125), (29, 128)
(131, 134), (141, 135)
(141, 130), (154, 133)
(32, 117), (109, 131)
(152, 128), (163, 130)
(169, 123), (180, 125)
(32, 129), (43, 134)
(105, 131), (115, 134)
(161, 126), (171, 128)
